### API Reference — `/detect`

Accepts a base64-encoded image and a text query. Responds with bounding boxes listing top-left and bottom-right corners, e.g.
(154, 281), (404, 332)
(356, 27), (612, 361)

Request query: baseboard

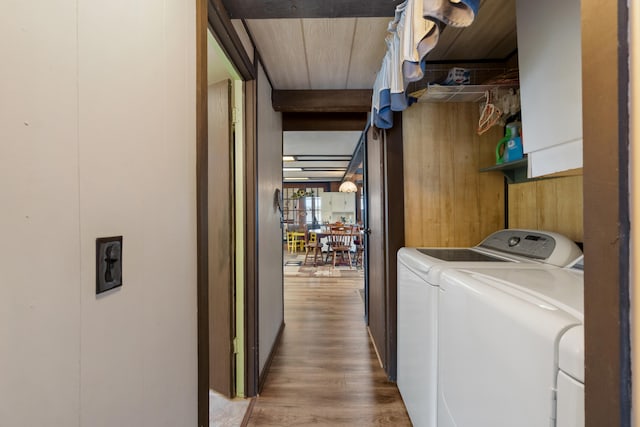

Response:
(240, 397), (256, 427)
(258, 321), (286, 392)
(367, 326), (384, 369)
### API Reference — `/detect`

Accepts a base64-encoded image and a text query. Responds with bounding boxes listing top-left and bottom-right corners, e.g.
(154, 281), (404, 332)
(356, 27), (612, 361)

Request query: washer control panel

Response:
(479, 230), (556, 260)
(478, 229), (583, 266)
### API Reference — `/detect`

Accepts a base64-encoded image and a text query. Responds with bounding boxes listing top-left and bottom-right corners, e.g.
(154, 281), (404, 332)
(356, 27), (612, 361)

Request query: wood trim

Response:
(282, 112), (367, 131)
(196, 0), (209, 423)
(272, 90), (373, 113)
(244, 78), (259, 397)
(221, 0), (404, 19)
(343, 132), (365, 182)
(258, 321), (286, 392)
(383, 113), (404, 381)
(240, 397), (257, 427)
(538, 167), (583, 179)
(208, 0), (256, 80)
(582, 0), (631, 425)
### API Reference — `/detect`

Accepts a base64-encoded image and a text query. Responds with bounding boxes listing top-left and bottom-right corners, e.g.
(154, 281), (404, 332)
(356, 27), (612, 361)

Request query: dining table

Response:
(307, 227), (364, 264)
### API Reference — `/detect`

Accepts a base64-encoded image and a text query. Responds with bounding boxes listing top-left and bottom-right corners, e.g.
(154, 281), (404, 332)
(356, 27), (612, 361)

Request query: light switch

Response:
(96, 236), (122, 294)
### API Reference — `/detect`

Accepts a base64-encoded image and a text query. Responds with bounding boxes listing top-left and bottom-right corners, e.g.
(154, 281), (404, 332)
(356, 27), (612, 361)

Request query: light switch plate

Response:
(96, 236), (123, 294)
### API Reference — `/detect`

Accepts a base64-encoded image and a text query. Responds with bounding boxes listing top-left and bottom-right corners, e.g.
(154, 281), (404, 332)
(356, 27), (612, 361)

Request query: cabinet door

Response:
(516, 0), (582, 177)
(320, 193), (332, 222)
(343, 192), (356, 212)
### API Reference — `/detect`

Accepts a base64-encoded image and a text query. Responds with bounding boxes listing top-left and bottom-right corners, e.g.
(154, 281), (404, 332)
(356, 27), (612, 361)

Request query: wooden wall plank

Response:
(403, 102), (504, 247)
(507, 182), (538, 230)
(555, 176), (584, 242)
(508, 175), (584, 242)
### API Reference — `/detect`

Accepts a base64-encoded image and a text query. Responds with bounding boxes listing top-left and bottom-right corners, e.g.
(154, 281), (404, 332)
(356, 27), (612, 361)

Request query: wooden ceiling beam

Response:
(283, 112), (367, 131)
(221, 0), (403, 19)
(273, 90), (372, 113)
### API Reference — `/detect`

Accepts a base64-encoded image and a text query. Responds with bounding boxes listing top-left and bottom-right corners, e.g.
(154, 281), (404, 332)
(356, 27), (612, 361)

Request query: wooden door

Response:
(364, 116), (404, 380)
(208, 79), (235, 397)
(366, 126), (387, 369)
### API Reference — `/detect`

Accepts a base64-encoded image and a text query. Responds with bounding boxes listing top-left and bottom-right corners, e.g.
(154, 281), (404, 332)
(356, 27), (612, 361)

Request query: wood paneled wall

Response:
(403, 102), (505, 247)
(508, 175), (584, 242)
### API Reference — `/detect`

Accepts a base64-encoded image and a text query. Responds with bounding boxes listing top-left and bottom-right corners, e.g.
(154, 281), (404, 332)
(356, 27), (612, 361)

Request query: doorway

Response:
(281, 130), (366, 297)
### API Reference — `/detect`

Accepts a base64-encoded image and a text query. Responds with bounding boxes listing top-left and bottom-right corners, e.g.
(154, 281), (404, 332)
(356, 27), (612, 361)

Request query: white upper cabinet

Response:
(320, 192), (356, 223)
(516, 0), (583, 177)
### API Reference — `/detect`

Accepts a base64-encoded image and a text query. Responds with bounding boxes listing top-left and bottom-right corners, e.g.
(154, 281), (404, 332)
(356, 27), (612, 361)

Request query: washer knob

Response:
(508, 236), (520, 247)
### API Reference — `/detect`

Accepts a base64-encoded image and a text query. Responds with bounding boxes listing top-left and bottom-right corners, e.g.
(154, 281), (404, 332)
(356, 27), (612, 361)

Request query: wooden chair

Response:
(303, 230), (323, 266)
(326, 225), (353, 268)
(352, 225), (364, 268)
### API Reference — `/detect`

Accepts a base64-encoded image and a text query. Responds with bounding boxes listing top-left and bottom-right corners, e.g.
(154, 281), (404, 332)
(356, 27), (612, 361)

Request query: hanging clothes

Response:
(371, 48), (393, 129)
(371, 0), (481, 129)
(423, 0), (479, 27)
(401, 0), (441, 83)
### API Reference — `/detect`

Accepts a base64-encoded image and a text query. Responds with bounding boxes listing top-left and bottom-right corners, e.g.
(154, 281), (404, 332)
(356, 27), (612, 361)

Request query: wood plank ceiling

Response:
(224, 0), (517, 90)
(220, 0), (517, 182)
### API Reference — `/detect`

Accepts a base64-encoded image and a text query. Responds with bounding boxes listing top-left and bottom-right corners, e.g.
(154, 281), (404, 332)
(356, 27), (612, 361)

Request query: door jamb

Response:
(197, 1), (259, 425)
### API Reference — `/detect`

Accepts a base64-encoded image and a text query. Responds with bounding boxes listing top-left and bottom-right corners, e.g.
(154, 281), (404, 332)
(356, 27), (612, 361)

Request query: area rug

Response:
(283, 254), (364, 278)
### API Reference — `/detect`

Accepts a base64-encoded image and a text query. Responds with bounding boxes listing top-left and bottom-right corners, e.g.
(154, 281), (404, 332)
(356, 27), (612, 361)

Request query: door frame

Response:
(196, 1), (259, 425)
(582, 0), (631, 425)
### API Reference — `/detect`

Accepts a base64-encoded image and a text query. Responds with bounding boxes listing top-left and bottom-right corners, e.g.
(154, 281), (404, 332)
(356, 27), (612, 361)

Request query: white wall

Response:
(256, 63), (284, 374)
(0, 1), (197, 426)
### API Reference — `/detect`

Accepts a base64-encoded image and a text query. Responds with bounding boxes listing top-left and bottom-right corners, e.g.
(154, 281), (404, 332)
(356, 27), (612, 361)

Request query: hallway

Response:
(245, 267), (410, 426)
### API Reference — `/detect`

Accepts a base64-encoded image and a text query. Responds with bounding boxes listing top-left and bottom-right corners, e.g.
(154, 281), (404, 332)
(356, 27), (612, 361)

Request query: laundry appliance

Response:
(396, 229), (582, 427)
(436, 256), (584, 427)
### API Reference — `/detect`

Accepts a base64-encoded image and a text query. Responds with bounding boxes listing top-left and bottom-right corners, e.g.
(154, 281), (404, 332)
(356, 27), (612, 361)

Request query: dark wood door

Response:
(208, 79), (235, 397)
(364, 116), (404, 380)
(365, 126), (387, 369)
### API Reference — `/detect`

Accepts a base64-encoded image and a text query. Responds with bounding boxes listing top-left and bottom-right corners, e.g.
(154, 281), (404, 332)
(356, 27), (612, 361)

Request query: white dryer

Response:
(436, 258), (584, 427)
(396, 229), (582, 427)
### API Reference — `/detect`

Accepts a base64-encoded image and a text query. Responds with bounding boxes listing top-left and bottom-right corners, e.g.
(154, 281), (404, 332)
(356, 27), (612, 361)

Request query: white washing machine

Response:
(396, 229), (582, 427)
(436, 256), (584, 427)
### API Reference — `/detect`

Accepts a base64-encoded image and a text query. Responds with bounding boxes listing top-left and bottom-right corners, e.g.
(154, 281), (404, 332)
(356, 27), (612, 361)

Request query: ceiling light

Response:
(284, 177), (309, 181)
(283, 156), (295, 161)
(338, 181), (358, 192)
(283, 167), (303, 172)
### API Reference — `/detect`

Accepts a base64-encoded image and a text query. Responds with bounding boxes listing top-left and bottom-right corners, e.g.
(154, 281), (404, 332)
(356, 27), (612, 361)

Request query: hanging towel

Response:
(386, 3), (408, 111)
(423, 0), (479, 27)
(401, 0), (441, 82)
(370, 0), (480, 129)
(371, 49), (393, 129)
(388, 30), (410, 111)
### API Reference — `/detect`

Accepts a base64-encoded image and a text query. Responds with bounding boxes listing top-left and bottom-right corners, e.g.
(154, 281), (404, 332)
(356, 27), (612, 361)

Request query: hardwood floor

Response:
(245, 272), (411, 426)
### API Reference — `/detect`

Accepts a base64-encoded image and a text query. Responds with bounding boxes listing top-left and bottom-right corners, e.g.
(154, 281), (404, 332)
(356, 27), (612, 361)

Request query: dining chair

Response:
(286, 229), (305, 253)
(352, 225), (364, 268)
(326, 225), (353, 268)
(303, 230), (323, 266)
